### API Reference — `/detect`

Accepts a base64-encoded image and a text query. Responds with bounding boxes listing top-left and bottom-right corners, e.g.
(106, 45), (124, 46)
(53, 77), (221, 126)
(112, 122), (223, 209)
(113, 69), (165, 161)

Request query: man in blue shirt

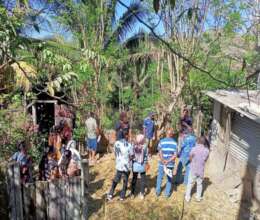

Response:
(143, 112), (156, 156)
(156, 128), (177, 197)
(175, 127), (196, 185)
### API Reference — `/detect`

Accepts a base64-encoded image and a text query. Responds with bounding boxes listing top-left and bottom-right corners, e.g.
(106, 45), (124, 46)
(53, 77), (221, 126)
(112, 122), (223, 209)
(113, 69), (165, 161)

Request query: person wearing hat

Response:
(143, 112), (156, 157)
(130, 134), (148, 199)
(155, 128), (177, 198)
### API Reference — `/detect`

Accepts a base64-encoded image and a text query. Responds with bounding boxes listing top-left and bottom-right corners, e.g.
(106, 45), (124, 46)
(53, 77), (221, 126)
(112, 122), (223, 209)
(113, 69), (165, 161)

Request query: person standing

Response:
(156, 128), (177, 198)
(185, 137), (209, 202)
(107, 130), (133, 201)
(85, 112), (98, 163)
(180, 107), (192, 133)
(175, 127), (196, 185)
(10, 141), (33, 184)
(65, 137), (81, 176)
(143, 112), (156, 157)
(131, 134), (148, 199)
(115, 112), (130, 141)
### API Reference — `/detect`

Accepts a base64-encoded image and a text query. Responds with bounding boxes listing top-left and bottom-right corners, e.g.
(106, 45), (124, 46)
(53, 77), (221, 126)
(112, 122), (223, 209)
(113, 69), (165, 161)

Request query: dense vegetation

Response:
(0, 0), (259, 161)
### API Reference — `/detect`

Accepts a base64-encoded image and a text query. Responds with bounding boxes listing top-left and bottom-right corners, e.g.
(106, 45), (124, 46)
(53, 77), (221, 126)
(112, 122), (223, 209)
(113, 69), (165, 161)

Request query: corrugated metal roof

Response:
(206, 90), (260, 124)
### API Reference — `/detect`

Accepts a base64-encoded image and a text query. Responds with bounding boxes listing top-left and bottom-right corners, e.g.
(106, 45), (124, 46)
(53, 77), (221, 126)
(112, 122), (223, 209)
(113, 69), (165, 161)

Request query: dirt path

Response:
(87, 153), (239, 220)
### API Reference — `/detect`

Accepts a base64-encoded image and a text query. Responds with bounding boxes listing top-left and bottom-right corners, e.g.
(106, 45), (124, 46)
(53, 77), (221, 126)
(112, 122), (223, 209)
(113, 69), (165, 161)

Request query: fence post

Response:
(81, 159), (89, 220)
(7, 162), (24, 220)
(23, 183), (36, 220)
(35, 181), (48, 220)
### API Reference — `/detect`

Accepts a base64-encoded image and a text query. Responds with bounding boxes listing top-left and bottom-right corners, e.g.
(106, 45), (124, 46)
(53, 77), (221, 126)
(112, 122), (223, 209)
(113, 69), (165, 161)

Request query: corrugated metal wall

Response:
(229, 114), (260, 171)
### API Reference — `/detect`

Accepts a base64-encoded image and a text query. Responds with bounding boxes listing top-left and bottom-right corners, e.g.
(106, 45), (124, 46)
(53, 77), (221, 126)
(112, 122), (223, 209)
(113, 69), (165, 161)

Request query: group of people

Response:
(9, 120), (81, 184)
(10, 106), (209, 205)
(106, 108), (210, 202)
(38, 120), (81, 181)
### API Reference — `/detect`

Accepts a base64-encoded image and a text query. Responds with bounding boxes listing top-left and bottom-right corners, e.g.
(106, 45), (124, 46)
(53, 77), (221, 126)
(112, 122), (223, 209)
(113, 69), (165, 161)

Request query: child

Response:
(131, 134), (148, 199)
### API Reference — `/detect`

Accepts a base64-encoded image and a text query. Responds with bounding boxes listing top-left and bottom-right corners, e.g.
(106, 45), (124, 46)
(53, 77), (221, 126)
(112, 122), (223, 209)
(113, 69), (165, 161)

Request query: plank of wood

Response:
(13, 163), (24, 220)
(48, 180), (60, 220)
(66, 177), (73, 220)
(7, 163), (16, 220)
(58, 178), (66, 220)
(81, 159), (89, 220)
(23, 183), (36, 220)
(73, 177), (81, 219)
(35, 181), (48, 220)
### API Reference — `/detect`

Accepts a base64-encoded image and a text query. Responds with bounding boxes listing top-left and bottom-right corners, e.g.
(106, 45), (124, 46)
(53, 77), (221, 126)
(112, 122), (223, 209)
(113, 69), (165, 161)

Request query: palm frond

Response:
(115, 1), (148, 42)
(104, 1), (148, 48)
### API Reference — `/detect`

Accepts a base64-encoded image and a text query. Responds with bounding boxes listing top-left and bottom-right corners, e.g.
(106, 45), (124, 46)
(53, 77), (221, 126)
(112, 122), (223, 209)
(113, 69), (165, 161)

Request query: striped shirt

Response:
(158, 137), (177, 168)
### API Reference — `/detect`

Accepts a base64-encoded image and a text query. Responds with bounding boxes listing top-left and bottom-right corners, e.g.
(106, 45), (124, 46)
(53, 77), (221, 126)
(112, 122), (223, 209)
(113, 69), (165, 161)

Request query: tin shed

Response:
(206, 90), (260, 214)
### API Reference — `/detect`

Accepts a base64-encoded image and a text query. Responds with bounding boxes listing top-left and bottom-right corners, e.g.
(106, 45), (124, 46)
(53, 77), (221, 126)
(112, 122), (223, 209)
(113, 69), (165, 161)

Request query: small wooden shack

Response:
(206, 90), (260, 207)
(27, 98), (75, 133)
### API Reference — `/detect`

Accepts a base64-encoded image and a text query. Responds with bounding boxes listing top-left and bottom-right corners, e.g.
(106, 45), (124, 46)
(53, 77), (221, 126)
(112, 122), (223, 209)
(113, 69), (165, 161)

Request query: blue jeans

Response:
(156, 165), (173, 197)
(175, 159), (190, 185)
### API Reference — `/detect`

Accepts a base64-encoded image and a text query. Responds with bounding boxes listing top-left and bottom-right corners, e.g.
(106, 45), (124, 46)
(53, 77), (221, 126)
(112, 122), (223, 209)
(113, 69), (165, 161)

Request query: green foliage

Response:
(0, 0), (258, 163)
(0, 94), (44, 161)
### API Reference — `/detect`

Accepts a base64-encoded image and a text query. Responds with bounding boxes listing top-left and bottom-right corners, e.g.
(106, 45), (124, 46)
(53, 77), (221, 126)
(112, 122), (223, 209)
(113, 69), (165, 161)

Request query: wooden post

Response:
(35, 181), (48, 220)
(59, 178), (66, 220)
(7, 162), (24, 220)
(72, 177), (81, 219)
(7, 163), (16, 220)
(81, 159), (89, 220)
(48, 180), (60, 220)
(23, 183), (36, 220)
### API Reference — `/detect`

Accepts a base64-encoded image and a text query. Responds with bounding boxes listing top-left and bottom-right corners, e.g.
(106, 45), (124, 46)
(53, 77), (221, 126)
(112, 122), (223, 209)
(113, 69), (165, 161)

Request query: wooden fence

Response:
(7, 160), (89, 220)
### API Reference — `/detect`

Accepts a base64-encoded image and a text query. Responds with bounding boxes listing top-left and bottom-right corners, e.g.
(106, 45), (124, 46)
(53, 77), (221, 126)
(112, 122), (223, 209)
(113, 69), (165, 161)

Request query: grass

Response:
(88, 153), (238, 220)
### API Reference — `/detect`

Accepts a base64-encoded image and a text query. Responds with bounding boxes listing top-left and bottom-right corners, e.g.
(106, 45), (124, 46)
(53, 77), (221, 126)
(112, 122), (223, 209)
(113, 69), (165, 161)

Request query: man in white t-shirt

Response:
(85, 112), (98, 163)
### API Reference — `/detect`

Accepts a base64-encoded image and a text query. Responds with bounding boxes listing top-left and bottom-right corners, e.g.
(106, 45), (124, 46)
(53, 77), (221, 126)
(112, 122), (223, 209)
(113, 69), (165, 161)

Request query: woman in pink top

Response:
(185, 137), (209, 202)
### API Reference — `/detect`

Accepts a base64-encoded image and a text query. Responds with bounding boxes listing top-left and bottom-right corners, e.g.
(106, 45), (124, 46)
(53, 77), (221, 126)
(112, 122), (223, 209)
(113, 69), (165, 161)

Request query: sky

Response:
(23, 0), (164, 42)
(25, 0), (132, 40)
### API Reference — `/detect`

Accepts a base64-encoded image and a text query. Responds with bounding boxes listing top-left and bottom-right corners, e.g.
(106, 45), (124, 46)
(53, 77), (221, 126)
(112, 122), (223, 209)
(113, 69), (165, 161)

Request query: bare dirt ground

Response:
(87, 153), (240, 220)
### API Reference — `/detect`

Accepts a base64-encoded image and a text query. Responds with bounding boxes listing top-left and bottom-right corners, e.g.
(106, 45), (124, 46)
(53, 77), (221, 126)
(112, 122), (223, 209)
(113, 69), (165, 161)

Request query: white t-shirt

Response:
(85, 117), (97, 139)
(114, 139), (133, 172)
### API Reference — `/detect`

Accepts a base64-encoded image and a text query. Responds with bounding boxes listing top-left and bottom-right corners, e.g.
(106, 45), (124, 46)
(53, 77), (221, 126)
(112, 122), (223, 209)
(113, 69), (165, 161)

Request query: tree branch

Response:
(117, 0), (230, 86)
